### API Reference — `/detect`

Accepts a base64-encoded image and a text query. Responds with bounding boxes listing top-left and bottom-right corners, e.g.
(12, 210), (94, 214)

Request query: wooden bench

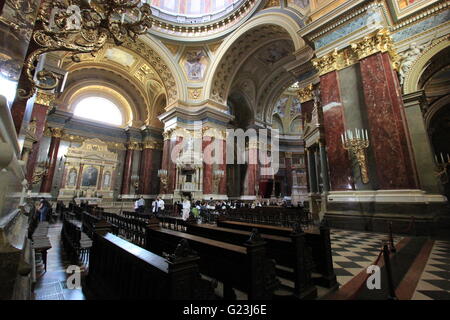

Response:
(85, 232), (216, 300)
(31, 222), (52, 272)
(216, 219), (337, 288)
(185, 223), (317, 299)
(145, 226), (279, 300)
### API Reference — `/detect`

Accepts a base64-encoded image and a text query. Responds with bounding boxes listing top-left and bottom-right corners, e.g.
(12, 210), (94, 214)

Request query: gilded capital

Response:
(127, 141), (140, 150)
(36, 90), (56, 107)
(50, 127), (64, 138)
(297, 84), (314, 103)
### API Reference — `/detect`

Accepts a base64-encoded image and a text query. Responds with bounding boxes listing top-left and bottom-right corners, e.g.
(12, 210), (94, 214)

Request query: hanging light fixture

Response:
(18, 0), (153, 98)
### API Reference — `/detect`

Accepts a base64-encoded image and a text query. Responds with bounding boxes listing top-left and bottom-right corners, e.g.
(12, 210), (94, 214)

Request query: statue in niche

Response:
(68, 168), (77, 187)
(82, 165), (98, 187)
(399, 42), (429, 85)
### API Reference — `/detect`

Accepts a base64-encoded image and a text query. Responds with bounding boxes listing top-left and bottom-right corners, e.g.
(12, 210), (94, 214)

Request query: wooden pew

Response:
(31, 222), (52, 272)
(185, 223), (317, 299)
(85, 232), (216, 300)
(145, 226), (279, 300)
(216, 219), (337, 288)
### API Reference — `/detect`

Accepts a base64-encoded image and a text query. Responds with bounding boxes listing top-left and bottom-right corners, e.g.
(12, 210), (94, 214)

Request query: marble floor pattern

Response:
(412, 240), (450, 300)
(33, 221), (86, 300)
(330, 229), (403, 288)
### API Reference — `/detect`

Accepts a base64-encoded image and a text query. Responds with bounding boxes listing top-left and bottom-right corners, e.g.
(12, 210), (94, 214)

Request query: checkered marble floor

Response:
(412, 240), (450, 300)
(330, 229), (402, 287)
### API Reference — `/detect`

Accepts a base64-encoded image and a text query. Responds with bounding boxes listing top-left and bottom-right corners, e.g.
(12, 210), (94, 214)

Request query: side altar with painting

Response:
(57, 139), (119, 202)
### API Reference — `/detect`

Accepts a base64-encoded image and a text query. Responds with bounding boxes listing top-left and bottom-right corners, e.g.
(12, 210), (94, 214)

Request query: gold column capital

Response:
(36, 90), (56, 107)
(313, 28), (400, 76)
(50, 127), (64, 138)
(297, 84), (314, 103)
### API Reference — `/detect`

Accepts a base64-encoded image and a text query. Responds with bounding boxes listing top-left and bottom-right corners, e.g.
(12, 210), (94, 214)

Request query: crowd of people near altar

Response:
(133, 196), (306, 222)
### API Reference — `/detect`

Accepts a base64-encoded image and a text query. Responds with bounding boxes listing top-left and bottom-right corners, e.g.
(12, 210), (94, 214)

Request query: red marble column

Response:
(244, 145), (258, 196)
(218, 139), (227, 195)
(160, 137), (170, 194)
(139, 144), (154, 195)
(40, 128), (63, 193)
(120, 146), (134, 195)
(320, 71), (353, 191)
(285, 153), (293, 196)
(202, 136), (213, 195)
(359, 52), (418, 189)
(97, 166), (104, 190)
(25, 103), (49, 182)
(76, 164), (84, 190)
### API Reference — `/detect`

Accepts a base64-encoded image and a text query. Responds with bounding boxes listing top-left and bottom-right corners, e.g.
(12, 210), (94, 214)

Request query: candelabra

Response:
(158, 169), (168, 193)
(30, 161), (50, 188)
(18, 0), (153, 98)
(341, 128), (370, 184)
(434, 153), (449, 184)
(213, 169), (224, 194)
(131, 174), (139, 194)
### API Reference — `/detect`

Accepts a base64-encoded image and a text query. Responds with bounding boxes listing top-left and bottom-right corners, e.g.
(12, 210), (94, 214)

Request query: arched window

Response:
(73, 96), (123, 126)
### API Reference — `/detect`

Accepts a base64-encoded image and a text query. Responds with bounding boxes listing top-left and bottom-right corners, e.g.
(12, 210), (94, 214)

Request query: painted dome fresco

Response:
(149, 0), (246, 24)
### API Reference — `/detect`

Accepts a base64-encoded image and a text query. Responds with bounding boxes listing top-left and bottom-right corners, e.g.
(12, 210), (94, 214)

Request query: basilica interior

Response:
(1, 0), (450, 303)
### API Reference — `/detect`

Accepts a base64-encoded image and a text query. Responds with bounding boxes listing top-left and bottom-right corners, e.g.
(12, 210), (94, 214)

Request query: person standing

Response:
(37, 198), (50, 222)
(156, 196), (165, 215)
(182, 197), (191, 221)
(137, 196), (145, 213)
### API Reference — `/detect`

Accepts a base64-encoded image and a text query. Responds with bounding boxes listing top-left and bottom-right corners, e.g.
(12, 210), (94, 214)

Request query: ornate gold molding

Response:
(297, 84), (314, 103)
(50, 127), (64, 138)
(36, 90), (56, 107)
(312, 28), (400, 76)
(351, 29), (400, 70)
(127, 141), (141, 150)
(142, 140), (162, 150)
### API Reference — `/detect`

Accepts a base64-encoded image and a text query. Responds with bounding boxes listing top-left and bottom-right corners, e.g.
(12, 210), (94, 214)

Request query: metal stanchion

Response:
(383, 244), (397, 300)
(388, 221), (396, 253)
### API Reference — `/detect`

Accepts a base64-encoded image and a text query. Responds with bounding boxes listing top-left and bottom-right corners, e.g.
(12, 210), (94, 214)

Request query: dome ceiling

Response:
(150, 0), (244, 24)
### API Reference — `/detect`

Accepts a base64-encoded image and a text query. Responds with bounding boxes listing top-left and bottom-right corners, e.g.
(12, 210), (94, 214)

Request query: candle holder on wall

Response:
(158, 169), (168, 193)
(213, 169), (224, 194)
(341, 128), (370, 184)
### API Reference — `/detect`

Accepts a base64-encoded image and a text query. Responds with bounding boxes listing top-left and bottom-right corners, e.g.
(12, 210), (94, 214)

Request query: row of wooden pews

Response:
(215, 217), (337, 289)
(145, 225), (280, 300)
(223, 207), (313, 228)
(85, 231), (217, 299)
(61, 213), (92, 267)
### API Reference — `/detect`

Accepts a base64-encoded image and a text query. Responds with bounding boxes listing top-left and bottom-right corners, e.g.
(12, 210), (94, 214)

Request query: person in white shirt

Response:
(156, 196), (165, 214)
(136, 196), (145, 213)
(182, 197), (191, 221)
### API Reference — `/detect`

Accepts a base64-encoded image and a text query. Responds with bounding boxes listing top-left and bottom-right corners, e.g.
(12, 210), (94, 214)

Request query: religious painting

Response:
(258, 41), (291, 65)
(184, 50), (208, 81)
(103, 171), (111, 189)
(288, 0), (310, 9)
(81, 165), (99, 187)
(397, 0), (416, 9)
(273, 96), (288, 117)
(67, 168), (77, 187)
(290, 98), (302, 117)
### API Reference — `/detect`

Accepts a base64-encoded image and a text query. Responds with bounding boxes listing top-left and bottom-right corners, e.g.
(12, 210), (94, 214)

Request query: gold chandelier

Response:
(19, 0), (152, 98)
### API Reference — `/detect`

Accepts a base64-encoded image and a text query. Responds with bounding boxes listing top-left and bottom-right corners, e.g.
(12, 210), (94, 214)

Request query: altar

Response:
(57, 138), (119, 201)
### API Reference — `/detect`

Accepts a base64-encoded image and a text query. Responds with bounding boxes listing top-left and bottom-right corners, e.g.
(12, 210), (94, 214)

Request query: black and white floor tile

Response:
(330, 229), (402, 287)
(412, 240), (450, 300)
